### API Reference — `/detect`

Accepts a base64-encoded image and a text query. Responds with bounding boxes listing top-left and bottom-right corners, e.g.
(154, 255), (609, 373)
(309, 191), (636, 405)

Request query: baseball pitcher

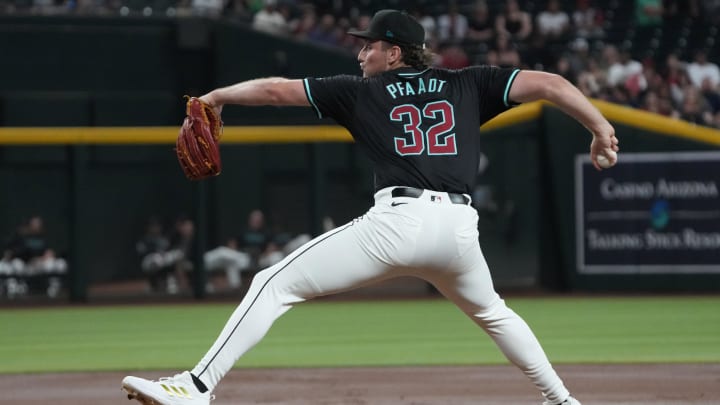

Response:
(123, 9), (618, 405)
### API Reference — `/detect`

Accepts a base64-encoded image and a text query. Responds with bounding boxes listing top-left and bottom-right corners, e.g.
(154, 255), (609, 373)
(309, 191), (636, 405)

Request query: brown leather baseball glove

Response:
(176, 96), (223, 180)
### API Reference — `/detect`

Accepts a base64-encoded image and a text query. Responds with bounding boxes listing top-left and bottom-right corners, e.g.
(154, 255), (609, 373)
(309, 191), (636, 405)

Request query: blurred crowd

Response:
(134, 209), (321, 295)
(3, 0), (720, 129)
(0, 209), (327, 298)
(0, 216), (67, 299)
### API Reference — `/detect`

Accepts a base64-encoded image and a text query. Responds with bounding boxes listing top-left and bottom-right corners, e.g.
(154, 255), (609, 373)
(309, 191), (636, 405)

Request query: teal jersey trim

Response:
(303, 78), (322, 118)
(503, 69), (521, 107)
(397, 69), (430, 77)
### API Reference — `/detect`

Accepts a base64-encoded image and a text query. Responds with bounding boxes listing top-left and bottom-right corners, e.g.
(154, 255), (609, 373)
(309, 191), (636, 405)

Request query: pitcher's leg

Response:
(192, 221), (392, 391)
(428, 245), (570, 404)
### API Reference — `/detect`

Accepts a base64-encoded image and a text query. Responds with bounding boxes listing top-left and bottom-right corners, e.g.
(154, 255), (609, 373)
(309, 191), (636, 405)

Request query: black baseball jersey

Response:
(304, 66), (520, 194)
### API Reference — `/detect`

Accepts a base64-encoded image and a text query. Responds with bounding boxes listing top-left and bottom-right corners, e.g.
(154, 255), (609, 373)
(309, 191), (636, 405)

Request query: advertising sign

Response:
(575, 151), (720, 274)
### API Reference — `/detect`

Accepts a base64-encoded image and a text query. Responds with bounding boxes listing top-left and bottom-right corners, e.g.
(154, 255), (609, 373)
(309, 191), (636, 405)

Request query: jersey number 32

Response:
(390, 100), (457, 156)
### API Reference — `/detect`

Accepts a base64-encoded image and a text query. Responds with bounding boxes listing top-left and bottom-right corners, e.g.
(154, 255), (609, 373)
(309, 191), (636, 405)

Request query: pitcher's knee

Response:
(250, 268), (274, 286)
(471, 297), (516, 324)
(249, 266), (316, 302)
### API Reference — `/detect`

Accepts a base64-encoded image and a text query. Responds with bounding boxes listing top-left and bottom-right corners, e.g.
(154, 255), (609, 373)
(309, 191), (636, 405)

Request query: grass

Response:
(0, 296), (718, 373)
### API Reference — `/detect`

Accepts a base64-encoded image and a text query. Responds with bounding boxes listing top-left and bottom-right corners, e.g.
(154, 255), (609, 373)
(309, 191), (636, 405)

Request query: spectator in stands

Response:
(640, 87), (677, 117)
(643, 59), (666, 92)
(635, 0), (663, 27)
(572, 0), (604, 39)
(239, 210), (267, 254)
(409, 7), (438, 48)
(203, 237), (251, 291)
(275, 219), (312, 256)
(167, 215), (196, 292)
(138, 215), (252, 293)
(11, 216), (67, 275)
(644, 58), (671, 99)
(623, 59), (652, 99)
(669, 68), (695, 109)
(536, 0), (571, 41)
(606, 48), (645, 93)
(262, 211), (319, 269)
(438, 44), (471, 69)
(492, 32), (522, 68)
(334, 16), (355, 53)
(234, 208), (315, 271)
(137, 216), (179, 294)
(1, 216), (67, 298)
(0, 223), (25, 277)
(307, 13), (340, 47)
(663, 52), (688, 101)
(136, 216), (170, 275)
(1, 222), (29, 298)
(576, 63), (603, 97)
(640, 90), (662, 114)
(494, 0), (532, 41)
(554, 55), (574, 81)
(686, 50), (720, 89)
(238, 209), (273, 271)
(192, 0), (224, 17)
(700, 77), (720, 114)
(654, 81), (679, 117)
(252, 0), (289, 37)
(604, 84), (633, 106)
(436, 1), (469, 45)
(256, 238), (285, 268)
(466, 0), (495, 44)
(566, 37), (592, 76)
(342, 13), (371, 54)
(169, 216), (195, 267)
(678, 86), (714, 125)
(638, 61), (668, 105)
(136, 215), (194, 294)
(288, 3), (317, 41)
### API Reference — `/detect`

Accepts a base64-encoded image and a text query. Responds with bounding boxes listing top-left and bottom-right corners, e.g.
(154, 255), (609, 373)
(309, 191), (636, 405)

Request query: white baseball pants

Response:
(192, 186), (570, 404)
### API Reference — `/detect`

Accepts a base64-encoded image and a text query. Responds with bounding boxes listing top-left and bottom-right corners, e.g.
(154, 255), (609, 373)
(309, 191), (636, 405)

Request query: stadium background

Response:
(0, 1), (719, 290)
(1, 0), (719, 301)
(0, 1), (719, 404)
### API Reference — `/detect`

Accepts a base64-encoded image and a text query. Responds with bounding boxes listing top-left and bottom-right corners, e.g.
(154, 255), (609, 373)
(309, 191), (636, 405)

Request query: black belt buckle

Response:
(392, 187), (469, 205)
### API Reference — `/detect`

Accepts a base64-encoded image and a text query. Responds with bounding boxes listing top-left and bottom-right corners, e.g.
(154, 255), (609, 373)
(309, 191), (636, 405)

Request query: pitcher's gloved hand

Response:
(176, 96), (223, 180)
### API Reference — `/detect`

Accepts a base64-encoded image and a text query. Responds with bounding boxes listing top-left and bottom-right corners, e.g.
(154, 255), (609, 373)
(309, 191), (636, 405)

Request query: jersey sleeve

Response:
(468, 66), (521, 124)
(303, 75), (362, 126)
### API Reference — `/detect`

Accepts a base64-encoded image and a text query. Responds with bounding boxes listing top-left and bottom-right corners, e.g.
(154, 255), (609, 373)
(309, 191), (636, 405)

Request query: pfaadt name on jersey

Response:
(385, 78), (447, 99)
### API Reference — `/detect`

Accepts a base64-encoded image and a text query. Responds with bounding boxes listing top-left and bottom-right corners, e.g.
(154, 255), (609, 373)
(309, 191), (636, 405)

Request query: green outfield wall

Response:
(0, 15), (357, 127)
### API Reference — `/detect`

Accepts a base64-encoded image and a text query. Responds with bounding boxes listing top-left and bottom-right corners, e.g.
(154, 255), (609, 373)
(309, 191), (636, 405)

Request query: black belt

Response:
(391, 187), (470, 205)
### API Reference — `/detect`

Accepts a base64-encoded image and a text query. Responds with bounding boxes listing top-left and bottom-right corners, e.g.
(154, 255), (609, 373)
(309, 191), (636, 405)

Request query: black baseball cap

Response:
(348, 9), (425, 48)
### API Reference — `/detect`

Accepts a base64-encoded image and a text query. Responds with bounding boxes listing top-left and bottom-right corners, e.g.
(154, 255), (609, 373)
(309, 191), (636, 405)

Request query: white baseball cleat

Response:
(122, 371), (214, 405)
(543, 396), (582, 405)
